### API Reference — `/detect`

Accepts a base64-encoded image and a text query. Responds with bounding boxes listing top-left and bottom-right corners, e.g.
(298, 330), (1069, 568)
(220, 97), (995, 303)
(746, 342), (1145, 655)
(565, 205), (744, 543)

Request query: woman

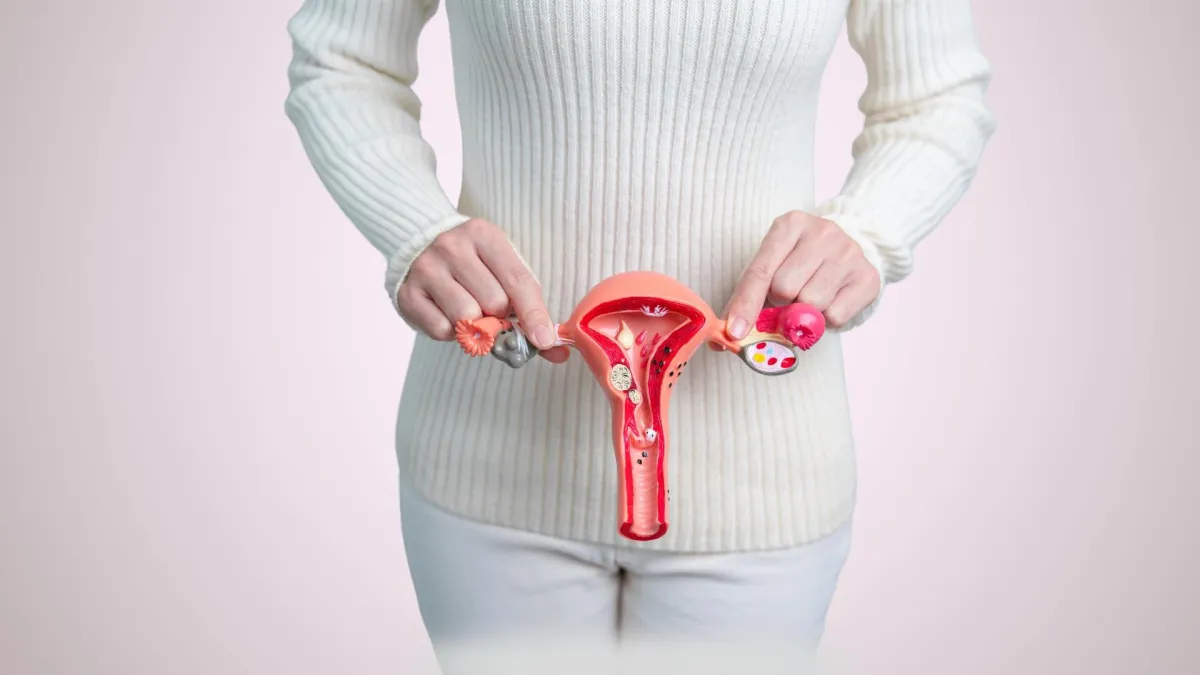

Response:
(285, 0), (994, 670)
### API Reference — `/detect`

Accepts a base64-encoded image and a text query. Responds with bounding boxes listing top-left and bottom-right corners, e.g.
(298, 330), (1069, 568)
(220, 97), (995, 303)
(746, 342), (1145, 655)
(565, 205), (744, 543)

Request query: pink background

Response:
(1, 1), (1197, 673)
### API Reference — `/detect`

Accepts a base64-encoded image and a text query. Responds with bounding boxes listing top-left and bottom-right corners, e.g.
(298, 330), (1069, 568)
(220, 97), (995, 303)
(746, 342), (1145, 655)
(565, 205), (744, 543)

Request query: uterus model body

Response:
(453, 271), (825, 542)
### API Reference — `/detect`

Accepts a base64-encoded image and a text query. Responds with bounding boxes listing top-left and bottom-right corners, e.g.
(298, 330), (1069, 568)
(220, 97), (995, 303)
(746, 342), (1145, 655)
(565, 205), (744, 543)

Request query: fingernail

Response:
(534, 325), (555, 349)
(728, 317), (748, 339)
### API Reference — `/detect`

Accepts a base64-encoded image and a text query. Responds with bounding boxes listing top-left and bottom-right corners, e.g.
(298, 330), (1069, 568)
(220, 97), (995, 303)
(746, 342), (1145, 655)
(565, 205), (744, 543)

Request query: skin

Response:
(400, 210), (878, 360)
(723, 210), (882, 340)
(396, 218), (570, 363)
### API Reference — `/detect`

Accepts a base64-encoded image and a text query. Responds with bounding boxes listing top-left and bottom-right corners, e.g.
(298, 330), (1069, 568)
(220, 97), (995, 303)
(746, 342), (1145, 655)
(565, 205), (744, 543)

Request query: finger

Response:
(824, 275), (881, 328)
(725, 223), (802, 339)
(451, 255), (510, 318)
(708, 333), (741, 352)
(477, 237), (556, 350)
(765, 238), (824, 307)
(796, 261), (849, 313)
(425, 274), (484, 326)
(538, 346), (571, 364)
(397, 285), (455, 341)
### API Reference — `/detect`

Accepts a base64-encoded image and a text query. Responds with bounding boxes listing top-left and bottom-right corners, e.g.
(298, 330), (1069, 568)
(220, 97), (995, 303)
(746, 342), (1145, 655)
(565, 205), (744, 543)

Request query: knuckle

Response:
(773, 211), (804, 232)
(768, 278), (797, 303)
(479, 293), (510, 317)
(506, 264), (538, 290)
(408, 252), (437, 276)
(793, 210), (824, 229)
(816, 219), (840, 241)
(427, 324), (454, 341)
(461, 217), (492, 238)
(427, 234), (458, 257)
(418, 314), (454, 341)
(851, 266), (877, 287)
(395, 284), (418, 310)
(765, 292), (791, 308)
(448, 301), (483, 323)
(744, 262), (773, 284)
(797, 286), (829, 309)
(846, 267), (880, 294)
(833, 253), (854, 272)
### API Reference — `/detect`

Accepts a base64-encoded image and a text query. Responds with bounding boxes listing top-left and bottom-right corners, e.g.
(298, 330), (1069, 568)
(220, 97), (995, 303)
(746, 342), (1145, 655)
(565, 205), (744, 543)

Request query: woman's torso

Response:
(398, 0), (859, 553)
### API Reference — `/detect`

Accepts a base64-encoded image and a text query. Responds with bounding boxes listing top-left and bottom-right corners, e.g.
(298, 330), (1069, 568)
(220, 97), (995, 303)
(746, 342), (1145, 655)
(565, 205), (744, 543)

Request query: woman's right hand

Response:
(396, 218), (569, 363)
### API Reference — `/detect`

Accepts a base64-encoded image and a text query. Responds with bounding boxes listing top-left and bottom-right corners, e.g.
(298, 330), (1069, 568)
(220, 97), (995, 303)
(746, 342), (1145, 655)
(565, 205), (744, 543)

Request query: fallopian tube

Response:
(451, 271), (825, 541)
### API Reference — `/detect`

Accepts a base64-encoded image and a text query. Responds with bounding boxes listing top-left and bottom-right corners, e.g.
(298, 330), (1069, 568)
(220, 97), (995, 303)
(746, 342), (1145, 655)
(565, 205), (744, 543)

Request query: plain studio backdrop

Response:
(1, 1), (1197, 673)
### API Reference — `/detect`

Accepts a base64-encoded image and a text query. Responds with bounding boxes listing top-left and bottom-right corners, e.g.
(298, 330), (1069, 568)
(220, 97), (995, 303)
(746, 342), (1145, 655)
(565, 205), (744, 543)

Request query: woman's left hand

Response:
(723, 210), (881, 339)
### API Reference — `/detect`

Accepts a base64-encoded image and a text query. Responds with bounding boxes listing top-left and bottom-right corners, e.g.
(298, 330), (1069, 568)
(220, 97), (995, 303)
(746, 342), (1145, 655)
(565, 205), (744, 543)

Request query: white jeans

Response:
(399, 482), (853, 675)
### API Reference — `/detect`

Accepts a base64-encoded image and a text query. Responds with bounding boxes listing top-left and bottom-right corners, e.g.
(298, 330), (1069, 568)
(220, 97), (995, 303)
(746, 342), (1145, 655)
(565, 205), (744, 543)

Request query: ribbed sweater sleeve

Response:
(284, 0), (470, 307)
(816, 0), (996, 328)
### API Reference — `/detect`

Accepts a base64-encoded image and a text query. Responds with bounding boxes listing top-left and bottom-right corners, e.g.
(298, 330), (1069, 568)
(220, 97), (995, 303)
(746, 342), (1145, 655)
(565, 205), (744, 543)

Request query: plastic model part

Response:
(450, 271), (825, 541)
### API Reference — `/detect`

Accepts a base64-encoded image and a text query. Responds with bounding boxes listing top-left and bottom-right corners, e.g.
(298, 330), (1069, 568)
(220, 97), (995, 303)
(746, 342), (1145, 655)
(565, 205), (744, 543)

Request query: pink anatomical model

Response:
(451, 271), (825, 542)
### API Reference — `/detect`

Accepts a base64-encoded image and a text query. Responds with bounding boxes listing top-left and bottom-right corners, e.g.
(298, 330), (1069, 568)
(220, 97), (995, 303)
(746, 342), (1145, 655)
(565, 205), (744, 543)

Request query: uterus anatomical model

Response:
(453, 271), (825, 541)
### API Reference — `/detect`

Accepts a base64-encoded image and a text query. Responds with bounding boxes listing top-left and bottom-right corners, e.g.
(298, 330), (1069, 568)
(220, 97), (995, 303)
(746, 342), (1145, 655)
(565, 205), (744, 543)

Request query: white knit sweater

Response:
(285, 0), (995, 552)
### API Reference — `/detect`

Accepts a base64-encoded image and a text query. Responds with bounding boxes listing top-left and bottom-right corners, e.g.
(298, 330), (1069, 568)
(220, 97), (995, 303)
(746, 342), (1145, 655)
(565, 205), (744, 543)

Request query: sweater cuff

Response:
(815, 210), (888, 331)
(384, 212), (473, 320)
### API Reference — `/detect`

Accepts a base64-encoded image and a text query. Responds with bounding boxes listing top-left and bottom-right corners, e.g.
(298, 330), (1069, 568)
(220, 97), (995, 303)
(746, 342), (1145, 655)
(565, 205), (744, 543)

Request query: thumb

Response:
(724, 264), (773, 340)
(538, 346), (571, 364)
(725, 223), (798, 339)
